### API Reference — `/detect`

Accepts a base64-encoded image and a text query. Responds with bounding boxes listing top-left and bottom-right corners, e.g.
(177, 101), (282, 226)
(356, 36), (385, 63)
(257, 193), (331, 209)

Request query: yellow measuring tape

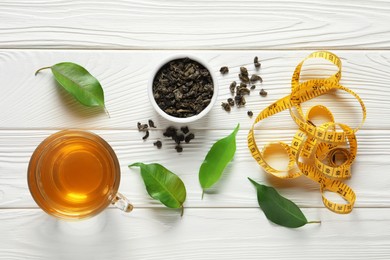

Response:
(248, 51), (366, 214)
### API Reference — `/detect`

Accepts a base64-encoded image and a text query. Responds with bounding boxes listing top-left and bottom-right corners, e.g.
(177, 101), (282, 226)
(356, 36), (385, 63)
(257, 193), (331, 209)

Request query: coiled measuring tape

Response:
(247, 51), (366, 214)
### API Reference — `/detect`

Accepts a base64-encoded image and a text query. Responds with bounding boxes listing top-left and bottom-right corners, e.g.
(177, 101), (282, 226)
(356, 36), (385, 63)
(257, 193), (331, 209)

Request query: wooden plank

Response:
(0, 129), (388, 208)
(0, 208), (389, 259)
(0, 0), (389, 49)
(0, 50), (387, 130)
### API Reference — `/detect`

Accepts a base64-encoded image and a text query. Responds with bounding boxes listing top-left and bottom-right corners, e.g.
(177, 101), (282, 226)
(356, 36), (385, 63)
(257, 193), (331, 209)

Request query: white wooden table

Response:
(1, 1), (390, 259)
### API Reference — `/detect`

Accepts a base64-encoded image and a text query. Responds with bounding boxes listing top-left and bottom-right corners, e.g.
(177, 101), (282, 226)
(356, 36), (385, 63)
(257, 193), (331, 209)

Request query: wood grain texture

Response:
(0, 0), (389, 49)
(1, 129), (389, 208)
(1, 50), (388, 130)
(0, 208), (389, 260)
(1, 1), (390, 258)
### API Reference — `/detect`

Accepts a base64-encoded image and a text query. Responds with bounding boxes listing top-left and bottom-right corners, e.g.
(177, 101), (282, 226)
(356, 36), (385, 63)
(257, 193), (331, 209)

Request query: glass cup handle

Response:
(112, 192), (133, 212)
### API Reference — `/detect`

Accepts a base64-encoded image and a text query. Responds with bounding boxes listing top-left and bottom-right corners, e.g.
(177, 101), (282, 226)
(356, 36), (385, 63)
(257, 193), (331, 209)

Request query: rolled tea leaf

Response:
(35, 62), (106, 110)
(129, 162), (186, 215)
(248, 178), (320, 228)
(199, 124), (239, 196)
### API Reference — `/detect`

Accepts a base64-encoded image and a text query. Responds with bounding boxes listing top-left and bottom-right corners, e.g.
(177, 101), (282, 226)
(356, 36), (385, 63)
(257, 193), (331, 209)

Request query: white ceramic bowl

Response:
(148, 55), (218, 123)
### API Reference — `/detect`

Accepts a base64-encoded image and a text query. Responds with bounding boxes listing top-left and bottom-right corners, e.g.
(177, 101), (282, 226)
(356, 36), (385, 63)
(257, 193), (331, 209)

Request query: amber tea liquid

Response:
(28, 130), (120, 219)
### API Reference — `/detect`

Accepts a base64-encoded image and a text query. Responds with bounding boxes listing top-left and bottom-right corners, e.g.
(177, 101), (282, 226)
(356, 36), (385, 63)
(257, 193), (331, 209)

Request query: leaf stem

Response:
(201, 190), (204, 200)
(35, 66), (51, 76)
(104, 106), (111, 118)
(180, 205), (184, 217)
(307, 220), (322, 225)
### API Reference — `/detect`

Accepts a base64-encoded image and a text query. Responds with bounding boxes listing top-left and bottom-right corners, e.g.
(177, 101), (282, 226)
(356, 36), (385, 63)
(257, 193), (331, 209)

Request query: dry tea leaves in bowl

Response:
(152, 57), (215, 119)
(35, 62), (108, 115)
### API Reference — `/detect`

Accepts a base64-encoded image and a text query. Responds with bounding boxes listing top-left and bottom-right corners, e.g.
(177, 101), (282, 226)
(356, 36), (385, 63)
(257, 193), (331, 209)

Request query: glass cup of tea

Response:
(28, 130), (132, 220)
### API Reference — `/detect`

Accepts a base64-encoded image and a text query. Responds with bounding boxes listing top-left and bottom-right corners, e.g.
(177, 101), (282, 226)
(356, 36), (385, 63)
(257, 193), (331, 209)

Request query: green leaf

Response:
(199, 124), (239, 195)
(248, 178), (320, 228)
(35, 62), (107, 110)
(129, 162), (186, 215)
